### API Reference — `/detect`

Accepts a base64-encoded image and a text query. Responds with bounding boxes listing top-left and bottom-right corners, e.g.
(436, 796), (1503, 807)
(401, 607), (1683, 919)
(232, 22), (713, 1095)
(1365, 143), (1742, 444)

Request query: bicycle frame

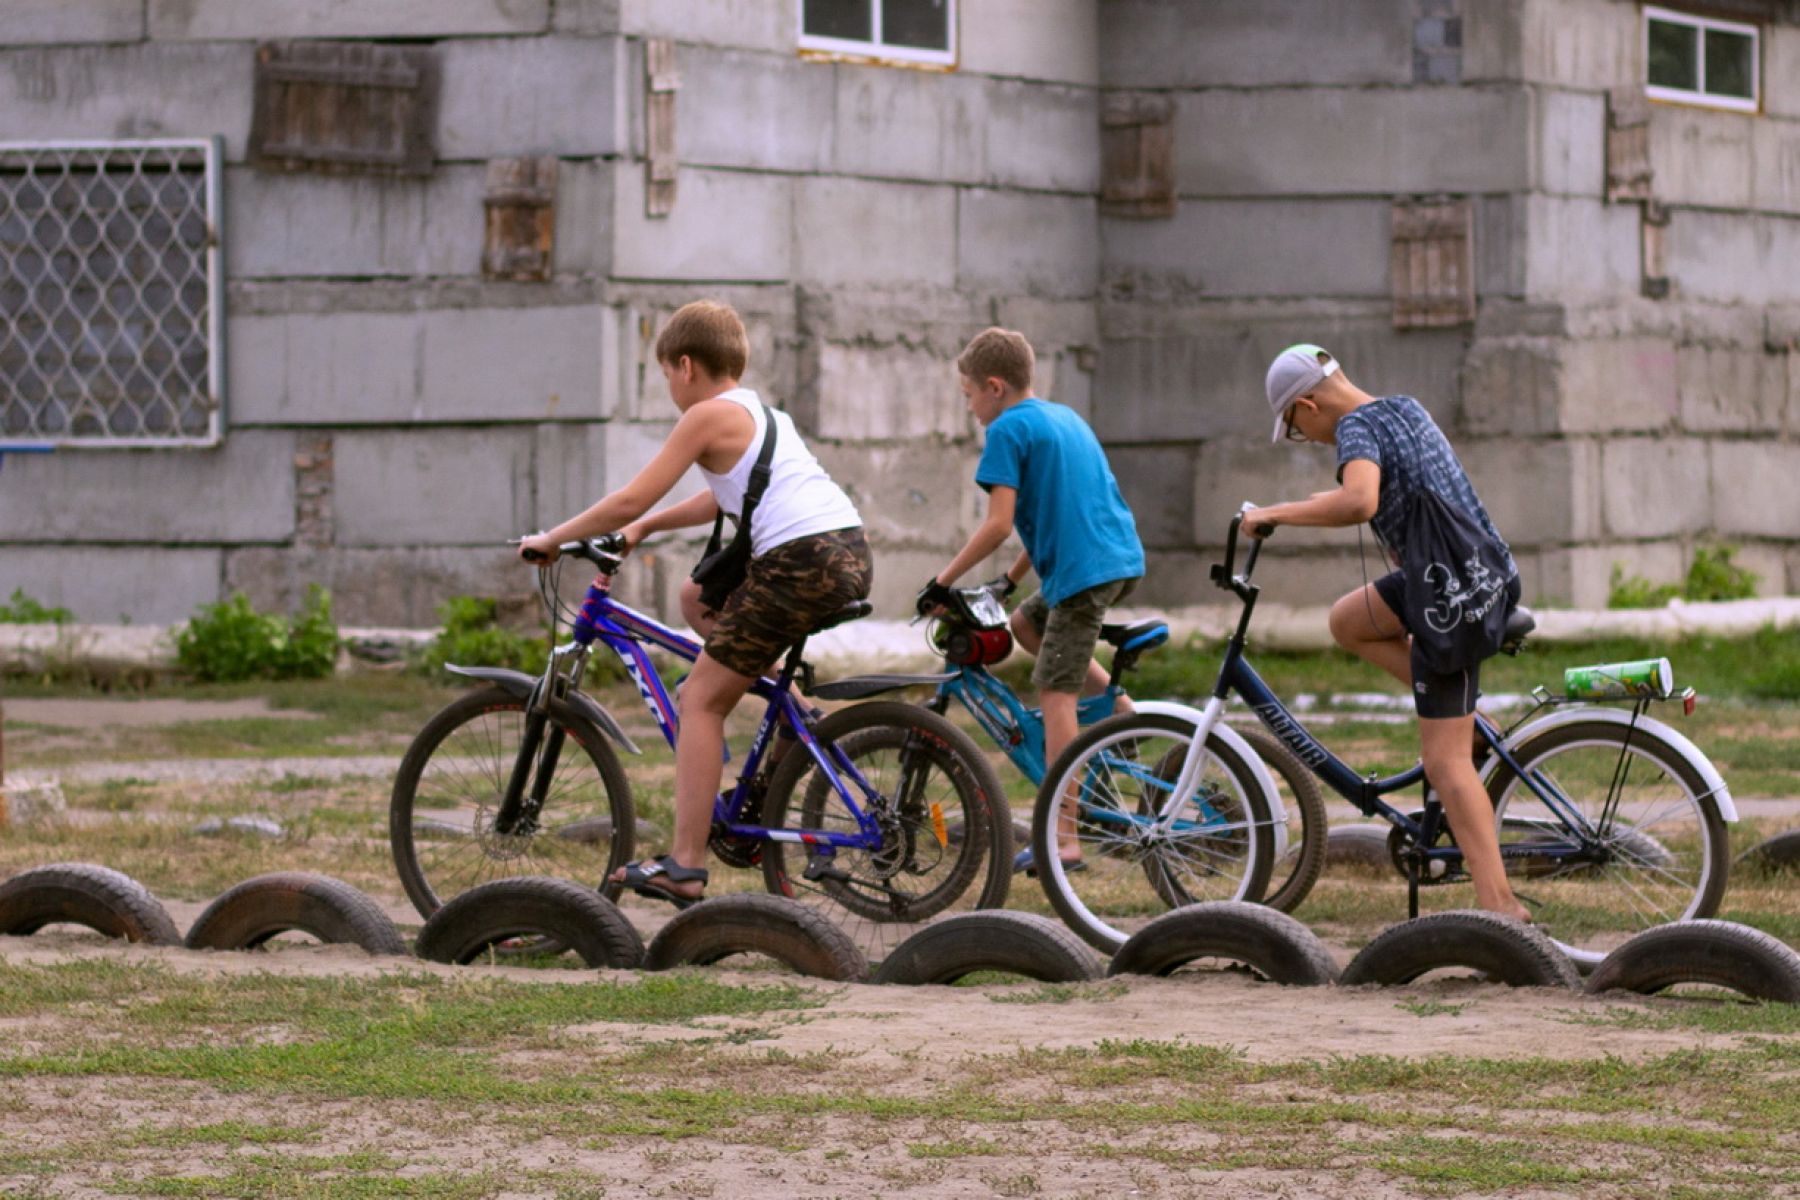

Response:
(931, 666), (1119, 785)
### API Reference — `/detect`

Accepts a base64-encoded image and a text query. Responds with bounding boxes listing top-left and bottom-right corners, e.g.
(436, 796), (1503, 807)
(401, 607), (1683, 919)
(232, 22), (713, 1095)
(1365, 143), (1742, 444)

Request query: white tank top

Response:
(699, 388), (862, 558)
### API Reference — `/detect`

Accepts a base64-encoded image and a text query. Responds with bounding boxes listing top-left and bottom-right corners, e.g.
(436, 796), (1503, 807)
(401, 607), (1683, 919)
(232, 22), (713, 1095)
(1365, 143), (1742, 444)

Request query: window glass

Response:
(803, 0), (871, 41)
(1648, 17), (1698, 91)
(1704, 27), (1755, 99)
(882, 0), (950, 50)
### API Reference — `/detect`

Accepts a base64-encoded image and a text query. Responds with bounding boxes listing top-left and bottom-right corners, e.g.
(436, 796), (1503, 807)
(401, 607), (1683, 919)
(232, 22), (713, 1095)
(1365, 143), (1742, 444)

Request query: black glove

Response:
(980, 574), (1018, 601)
(915, 578), (956, 618)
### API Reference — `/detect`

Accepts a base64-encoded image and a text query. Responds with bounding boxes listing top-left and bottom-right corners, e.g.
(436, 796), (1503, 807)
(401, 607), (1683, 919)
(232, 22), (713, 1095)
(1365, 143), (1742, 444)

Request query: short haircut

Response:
(655, 299), (749, 380)
(957, 327), (1034, 394)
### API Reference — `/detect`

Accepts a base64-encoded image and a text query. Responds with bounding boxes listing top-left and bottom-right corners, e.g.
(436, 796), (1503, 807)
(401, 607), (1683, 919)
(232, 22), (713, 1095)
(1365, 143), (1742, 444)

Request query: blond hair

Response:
(655, 300), (749, 380)
(956, 327), (1034, 395)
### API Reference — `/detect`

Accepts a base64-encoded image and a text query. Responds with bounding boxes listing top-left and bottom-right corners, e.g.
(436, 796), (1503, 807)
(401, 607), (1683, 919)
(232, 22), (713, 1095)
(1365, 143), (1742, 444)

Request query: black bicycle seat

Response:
(1099, 619), (1168, 652)
(1500, 605), (1536, 654)
(810, 600), (873, 634)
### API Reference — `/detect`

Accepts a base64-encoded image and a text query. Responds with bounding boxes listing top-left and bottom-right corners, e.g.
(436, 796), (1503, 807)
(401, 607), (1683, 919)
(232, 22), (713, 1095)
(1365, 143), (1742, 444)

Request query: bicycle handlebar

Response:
(1209, 508), (1267, 597)
(517, 533), (628, 572)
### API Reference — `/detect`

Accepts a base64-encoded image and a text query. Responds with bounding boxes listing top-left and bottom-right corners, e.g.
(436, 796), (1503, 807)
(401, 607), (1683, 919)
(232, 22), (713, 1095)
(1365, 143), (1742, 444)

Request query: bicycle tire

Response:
(1584, 920), (1800, 1002)
(644, 894), (868, 981)
(415, 876), (644, 968)
(872, 911), (1104, 985)
(1339, 910), (1581, 988)
(1033, 712), (1275, 955)
(1106, 901), (1337, 985)
(0, 863), (181, 946)
(756, 702), (1011, 965)
(390, 684), (636, 920)
(1483, 718), (1728, 967)
(1234, 727), (1327, 914)
(184, 872), (408, 956)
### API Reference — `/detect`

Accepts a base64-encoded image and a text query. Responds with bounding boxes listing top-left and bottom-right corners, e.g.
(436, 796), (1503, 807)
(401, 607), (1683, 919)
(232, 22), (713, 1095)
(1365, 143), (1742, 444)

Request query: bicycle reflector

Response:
(931, 621), (1014, 667)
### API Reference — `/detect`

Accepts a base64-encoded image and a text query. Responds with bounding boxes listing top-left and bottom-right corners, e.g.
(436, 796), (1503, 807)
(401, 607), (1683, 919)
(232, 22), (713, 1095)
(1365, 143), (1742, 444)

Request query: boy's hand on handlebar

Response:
(915, 577), (955, 618)
(517, 532), (560, 564)
(1240, 506), (1277, 539)
(979, 573), (1017, 602)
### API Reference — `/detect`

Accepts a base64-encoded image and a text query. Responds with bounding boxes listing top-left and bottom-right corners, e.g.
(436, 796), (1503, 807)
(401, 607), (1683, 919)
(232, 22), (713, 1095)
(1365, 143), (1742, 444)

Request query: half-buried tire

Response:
(185, 872), (408, 956)
(1325, 824), (1398, 874)
(1584, 920), (1800, 1003)
(1735, 830), (1800, 876)
(1106, 901), (1337, 985)
(415, 876), (644, 968)
(645, 893), (868, 981)
(872, 910), (1104, 985)
(1340, 910), (1580, 988)
(0, 863), (181, 945)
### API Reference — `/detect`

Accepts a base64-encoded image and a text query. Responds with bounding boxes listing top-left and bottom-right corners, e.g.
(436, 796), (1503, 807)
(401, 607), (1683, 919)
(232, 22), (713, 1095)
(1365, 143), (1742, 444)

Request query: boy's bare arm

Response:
(533, 405), (725, 547)
(935, 486), (1018, 585)
(1243, 460), (1379, 537)
(622, 491), (720, 550)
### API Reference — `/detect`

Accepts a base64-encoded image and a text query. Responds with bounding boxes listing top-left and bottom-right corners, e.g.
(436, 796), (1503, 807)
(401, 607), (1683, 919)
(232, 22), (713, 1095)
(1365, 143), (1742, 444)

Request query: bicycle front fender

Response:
(1133, 700), (1289, 858)
(445, 663), (642, 756)
(1481, 704), (1734, 822)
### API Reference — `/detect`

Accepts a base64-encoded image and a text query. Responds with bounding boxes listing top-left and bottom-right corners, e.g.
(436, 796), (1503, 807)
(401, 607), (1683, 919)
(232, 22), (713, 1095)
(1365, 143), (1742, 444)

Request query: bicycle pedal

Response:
(802, 858), (850, 884)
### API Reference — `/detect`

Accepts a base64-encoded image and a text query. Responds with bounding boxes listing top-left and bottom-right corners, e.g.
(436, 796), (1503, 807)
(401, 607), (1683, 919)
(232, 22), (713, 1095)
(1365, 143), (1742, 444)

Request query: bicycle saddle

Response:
(1500, 605), (1535, 655)
(1099, 619), (1169, 653)
(810, 600), (873, 634)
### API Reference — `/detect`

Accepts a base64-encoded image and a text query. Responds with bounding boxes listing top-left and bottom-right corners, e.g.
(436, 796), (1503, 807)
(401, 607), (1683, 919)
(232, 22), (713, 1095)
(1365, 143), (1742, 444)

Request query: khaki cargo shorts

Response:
(703, 527), (873, 678)
(1016, 576), (1138, 695)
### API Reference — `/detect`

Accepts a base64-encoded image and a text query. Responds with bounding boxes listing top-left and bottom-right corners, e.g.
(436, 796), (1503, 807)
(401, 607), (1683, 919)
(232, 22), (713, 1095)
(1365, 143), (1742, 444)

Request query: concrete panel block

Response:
(983, 80), (1100, 193)
(1751, 118), (1800, 217)
(1192, 440), (1345, 549)
(1102, 444), (1194, 550)
(552, 0), (620, 35)
(1677, 344), (1785, 433)
(1173, 88), (1531, 197)
(992, 296), (1100, 353)
(809, 441), (986, 547)
(554, 159), (614, 277)
(1665, 211), (1800, 306)
(570, 419), (707, 521)
(962, 0), (1098, 85)
(1475, 196), (1527, 300)
(1099, 0), (1411, 88)
(612, 167), (792, 282)
(5, 0), (143, 44)
(1536, 88), (1605, 197)
(1711, 440), (1800, 539)
(674, 46), (835, 174)
(795, 178), (956, 289)
(1560, 542), (1685, 610)
(1558, 338), (1679, 435)
(1521, 195), (1640, 301)
(1462, 437), (1601, 545)
(958, 189), (1097, 298)
(833, 66), (988, 184)
(1, 547), (221, 625)
(1650, 107), (1754, 211)
(0, 44), (254, 158)
(0, 432), (294, 543)
(1599, 437), (1710, 540)
(1461, 0), (1525, 83)
(226, 546), (528, 627)
(1103, 200), (1391, 300)
(149, 0), (550, 39)
(229, 303), (617, 426)
(618, 0), (790, 53)
(1514, 0), (1638, 90)
(334, 428), (535, 547)
(1768, 27), (1800, 121)
(810, 341), (968, 441)
(438, 37), (624, 160)
(1460, 338), (1563, 437)
(224, 165), (484, 279)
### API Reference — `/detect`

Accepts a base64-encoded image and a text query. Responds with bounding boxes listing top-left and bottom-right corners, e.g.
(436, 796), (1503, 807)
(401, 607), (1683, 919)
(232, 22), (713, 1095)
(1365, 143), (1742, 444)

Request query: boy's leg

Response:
(1420, 713), (1529, 922)
(1328, 581), (1412, 684)
(1033, 580), (1133, 861)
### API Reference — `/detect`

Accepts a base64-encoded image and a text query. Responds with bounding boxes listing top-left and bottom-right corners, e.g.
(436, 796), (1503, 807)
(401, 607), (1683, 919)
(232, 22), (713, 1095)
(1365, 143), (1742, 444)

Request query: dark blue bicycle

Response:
(390, 536), (1011, 943)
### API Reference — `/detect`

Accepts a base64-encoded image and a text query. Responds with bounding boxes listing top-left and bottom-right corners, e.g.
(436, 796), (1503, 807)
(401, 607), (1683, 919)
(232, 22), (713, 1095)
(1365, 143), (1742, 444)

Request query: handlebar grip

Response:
(520, 546), (549, 564)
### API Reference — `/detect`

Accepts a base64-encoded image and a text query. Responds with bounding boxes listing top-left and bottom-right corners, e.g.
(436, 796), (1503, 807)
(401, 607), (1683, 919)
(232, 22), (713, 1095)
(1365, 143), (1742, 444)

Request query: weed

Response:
(175, 586), (338, 683)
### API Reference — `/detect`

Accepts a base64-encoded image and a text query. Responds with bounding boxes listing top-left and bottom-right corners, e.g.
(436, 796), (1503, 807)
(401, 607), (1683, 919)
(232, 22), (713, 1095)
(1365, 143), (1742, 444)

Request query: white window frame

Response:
(798, 0), (957, 69)
(1644, 5), (1760, 114)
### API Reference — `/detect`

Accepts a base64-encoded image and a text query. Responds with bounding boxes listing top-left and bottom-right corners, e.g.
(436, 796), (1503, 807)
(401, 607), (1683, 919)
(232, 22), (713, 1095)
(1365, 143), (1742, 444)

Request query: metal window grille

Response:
(0, 138), (224, 448)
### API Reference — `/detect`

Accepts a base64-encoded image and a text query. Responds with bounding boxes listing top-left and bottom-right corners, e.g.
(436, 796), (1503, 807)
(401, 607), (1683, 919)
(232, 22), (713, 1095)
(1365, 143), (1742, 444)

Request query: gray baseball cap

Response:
(1265, 343), (1339, 442)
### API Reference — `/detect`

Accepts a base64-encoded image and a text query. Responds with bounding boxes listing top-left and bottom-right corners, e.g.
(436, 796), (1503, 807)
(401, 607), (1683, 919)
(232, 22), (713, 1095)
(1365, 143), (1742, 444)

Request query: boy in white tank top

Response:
(521, 300), (871, 907)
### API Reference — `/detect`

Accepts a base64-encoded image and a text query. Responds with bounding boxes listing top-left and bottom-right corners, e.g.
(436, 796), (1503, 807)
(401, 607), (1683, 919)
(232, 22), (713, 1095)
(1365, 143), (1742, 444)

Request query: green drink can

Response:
(1563, 658), (1674, 700)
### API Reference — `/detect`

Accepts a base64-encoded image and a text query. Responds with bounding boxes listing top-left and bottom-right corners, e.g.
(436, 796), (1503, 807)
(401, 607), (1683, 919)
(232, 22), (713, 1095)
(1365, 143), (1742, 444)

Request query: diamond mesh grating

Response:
(0, 139), (222, 447)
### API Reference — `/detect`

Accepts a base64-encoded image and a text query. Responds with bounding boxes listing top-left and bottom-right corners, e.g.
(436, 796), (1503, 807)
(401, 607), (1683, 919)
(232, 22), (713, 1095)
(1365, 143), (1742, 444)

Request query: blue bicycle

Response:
(390, 536), (1011, 941)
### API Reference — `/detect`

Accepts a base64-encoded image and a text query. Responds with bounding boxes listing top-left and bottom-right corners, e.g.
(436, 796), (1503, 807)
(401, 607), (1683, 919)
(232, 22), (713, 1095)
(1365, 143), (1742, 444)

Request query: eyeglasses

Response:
(1282, 406), (1308, 442)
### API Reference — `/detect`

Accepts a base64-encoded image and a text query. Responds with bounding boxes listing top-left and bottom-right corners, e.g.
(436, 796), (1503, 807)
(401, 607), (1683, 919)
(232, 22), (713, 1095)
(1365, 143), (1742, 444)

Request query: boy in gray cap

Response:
(1242, 344), (1528, 922)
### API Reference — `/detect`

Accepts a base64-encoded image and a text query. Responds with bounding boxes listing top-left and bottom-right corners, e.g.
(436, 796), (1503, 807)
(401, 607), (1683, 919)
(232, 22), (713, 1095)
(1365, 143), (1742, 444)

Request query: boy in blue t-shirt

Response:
(920, 327), (1145, 866)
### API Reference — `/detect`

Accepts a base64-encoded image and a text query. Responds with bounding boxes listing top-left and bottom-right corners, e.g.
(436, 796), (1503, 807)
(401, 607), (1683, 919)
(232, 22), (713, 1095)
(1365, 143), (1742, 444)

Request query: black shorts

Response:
(1372, 570), (1523, 720)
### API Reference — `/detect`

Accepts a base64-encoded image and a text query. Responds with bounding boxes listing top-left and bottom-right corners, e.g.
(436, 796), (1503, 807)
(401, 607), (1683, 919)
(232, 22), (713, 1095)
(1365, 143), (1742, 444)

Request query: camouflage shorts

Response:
(703, 527), (873, 678)
(1017, 577), (1139, 694)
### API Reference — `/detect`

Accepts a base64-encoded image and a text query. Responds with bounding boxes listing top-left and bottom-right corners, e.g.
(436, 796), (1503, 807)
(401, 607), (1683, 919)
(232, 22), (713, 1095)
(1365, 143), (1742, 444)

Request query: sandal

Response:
(1011, 847), (1087, 878)
(618, 855), (709, 910)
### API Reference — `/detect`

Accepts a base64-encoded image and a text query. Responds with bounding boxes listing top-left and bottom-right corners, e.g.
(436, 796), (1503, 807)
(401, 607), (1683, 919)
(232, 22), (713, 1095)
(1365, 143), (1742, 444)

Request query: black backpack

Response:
(1398, 489), (1513, 675)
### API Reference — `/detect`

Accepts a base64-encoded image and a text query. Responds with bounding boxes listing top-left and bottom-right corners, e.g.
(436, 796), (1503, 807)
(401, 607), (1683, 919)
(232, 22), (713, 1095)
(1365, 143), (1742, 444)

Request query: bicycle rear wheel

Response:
(1483, 717), (1728, 968)
(760, 701), (1010, 960)
(390, 685), (635, 919)
(1033, 712), (1275, 954)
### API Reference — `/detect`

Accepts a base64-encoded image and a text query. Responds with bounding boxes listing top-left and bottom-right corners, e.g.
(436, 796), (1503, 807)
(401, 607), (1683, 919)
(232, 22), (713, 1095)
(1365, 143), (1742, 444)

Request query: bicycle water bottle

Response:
(1563, 658), (1674, 700)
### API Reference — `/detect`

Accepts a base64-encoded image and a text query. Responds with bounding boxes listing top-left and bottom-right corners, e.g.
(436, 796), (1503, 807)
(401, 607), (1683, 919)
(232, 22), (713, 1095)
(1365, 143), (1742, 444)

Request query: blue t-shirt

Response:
(1335, 396), (1515, 577)
(975, 397), (1144, 607)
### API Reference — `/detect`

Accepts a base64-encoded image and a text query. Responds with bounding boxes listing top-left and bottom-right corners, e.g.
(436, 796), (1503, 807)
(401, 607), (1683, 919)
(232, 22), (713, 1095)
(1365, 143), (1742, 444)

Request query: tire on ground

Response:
(1584, 920), (1800, 1003)
(1325, 824), (1398, 873)
(1106, 901), (1337, 986)
(1339, 910), (1580, 988)
(0, 863), (181, 945)
(184, 872), (408, 956)
(645, 894), (868, 982)
(415, 876), (644, 968)
(872, 911), (1104, 985)
(1735, 830), (1800, 876)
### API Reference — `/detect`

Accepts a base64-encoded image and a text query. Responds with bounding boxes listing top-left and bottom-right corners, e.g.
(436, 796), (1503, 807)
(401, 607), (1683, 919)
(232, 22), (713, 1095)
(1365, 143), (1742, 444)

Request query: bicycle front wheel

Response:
(390, 685), (635, 919)
(1484, 717), (1728, 965)
(760, 701), (1011, 956)
(1033, 713), (1275, 954)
